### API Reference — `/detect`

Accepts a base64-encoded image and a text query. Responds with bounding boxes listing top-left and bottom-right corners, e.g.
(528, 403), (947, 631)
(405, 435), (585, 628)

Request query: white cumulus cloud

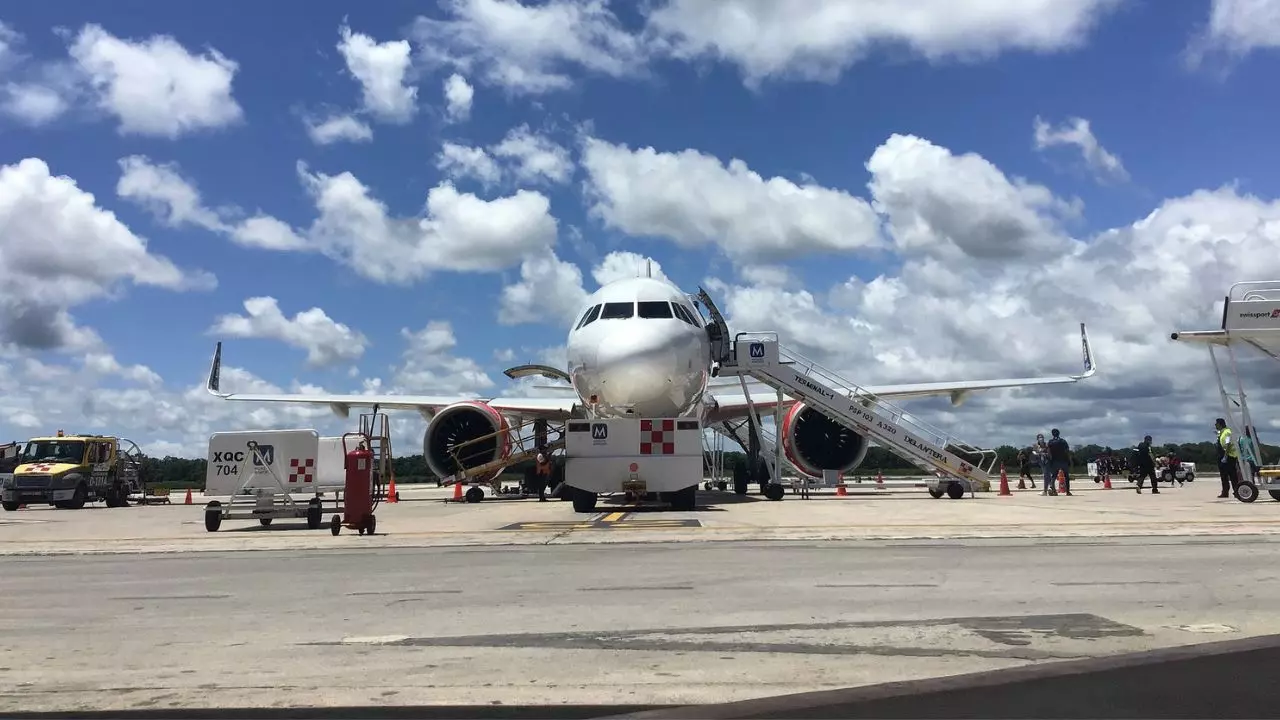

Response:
(208, 297), (369, 367)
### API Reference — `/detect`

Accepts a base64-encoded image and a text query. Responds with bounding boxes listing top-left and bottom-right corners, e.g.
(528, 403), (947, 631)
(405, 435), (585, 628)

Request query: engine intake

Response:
(423, 401), (511, 483)
(780, 403), (870, 478)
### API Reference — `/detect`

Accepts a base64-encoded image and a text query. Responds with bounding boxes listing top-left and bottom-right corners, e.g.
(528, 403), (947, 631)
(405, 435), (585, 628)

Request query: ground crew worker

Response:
(1215, 418), (1240, 498)
(1034, 433), (1054, 495)
(1241, 427), (1261, 482)
(533, 445), (551, 502)
(1017, 447), (1035, 488)
(1134, 435), (1158, 494)
(1046, 428), (1072, 496)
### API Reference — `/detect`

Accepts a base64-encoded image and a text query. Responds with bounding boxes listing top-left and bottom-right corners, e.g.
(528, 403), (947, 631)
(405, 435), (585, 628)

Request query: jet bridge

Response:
(1171, 280), (1280, 503)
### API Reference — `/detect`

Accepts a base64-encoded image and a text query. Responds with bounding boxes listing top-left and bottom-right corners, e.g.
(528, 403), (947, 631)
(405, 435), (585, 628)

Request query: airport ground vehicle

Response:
(1, 432), (146, 511)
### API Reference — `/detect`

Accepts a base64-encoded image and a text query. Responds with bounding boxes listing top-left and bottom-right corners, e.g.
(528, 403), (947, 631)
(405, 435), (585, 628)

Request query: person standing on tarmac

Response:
(1034, 433), (1053, 495)
(1017, 447), (1036, 489)
(1215, 418), (1240, 499)
(532, 445), (551, 501)
(1134, 435), (1159, 494)
(1046, 428), (1072, 496)
(1240, 427), (1261, 482)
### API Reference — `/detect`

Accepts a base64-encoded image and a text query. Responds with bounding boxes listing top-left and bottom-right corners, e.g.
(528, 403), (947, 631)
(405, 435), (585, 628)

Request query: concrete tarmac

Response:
(2, 536), (1278, 713)
(0, 479), (1275, 556)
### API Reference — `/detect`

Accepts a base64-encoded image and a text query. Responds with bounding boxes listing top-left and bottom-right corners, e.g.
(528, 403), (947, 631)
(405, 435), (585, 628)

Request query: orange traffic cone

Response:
(452, 478), (463, 501)
(184, 488), (192, 505)
(836, 484), (847, 496)
(1057, 469), (1067, 494)
(998, 464), (1011, 496)
(386, 473), (398, 503)
(1103, 473), (1112, 489)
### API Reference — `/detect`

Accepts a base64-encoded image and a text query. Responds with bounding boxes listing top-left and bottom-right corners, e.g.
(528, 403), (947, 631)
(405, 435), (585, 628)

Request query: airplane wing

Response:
(706, 323), (1096, 425)
(205, 342), (578, 420)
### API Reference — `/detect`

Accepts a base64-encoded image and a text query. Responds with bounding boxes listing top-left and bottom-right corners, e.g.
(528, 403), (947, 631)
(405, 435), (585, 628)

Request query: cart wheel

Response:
(259, 517), (272, 527)
(330, 514), (342, 536)
(1236, 481), (1258, 503)
(464, 486), (484, 503)
(946, 482), (966, 500)
(366, 514), (376, 536)
(1270, 490), (1280, 502)
(204, 508), (222, 532)
(928, 487), (945, 499)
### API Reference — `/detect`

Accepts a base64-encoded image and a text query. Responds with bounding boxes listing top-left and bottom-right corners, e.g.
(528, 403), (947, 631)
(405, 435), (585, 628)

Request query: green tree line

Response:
(138, 439), (1276, 490)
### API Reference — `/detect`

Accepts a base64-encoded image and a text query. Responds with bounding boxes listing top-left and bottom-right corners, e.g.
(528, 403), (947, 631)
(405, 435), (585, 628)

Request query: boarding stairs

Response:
(448, 418), (565, 493)
(359, 412), (395, 500)
(695, 290), (996, 493)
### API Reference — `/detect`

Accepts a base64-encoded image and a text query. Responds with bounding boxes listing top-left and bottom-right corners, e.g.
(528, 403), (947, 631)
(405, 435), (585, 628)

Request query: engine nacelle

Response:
(780, 402), (870, 478)
(422, 401), (511, 484)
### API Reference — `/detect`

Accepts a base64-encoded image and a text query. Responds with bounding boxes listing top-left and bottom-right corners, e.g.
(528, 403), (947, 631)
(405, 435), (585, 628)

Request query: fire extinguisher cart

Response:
(331, 432), (380, 536)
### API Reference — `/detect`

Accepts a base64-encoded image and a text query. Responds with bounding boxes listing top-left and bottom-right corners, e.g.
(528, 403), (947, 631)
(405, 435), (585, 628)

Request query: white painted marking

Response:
(340, 635), (409, 644)
(1171, 623), (1237, 634)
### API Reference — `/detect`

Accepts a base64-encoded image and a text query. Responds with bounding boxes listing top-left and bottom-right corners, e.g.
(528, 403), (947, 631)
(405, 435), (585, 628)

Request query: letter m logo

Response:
(591, 423), (608, 440)
(251, 444), (274, 466)
(749, 342), (766, 359)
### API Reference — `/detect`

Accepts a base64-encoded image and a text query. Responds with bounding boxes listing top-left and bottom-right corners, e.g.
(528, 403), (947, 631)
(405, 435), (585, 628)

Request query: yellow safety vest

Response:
(1219, 428), (1238, 458)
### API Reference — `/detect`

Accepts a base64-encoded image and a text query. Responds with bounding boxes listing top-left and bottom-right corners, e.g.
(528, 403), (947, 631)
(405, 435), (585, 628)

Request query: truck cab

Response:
(1, 432), (145, 511)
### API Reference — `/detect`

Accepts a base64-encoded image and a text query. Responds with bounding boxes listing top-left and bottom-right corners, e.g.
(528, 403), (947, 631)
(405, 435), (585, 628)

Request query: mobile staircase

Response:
(698, 289), (998, 500)
(447, 418), (566, 503)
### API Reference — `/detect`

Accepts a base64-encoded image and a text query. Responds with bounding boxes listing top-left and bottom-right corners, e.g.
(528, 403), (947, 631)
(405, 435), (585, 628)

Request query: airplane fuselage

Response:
(565, 277), (712, 420)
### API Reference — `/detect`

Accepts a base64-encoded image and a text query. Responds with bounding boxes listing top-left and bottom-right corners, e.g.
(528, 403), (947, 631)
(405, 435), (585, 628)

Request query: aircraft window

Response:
(576, 304), (601, 329)
(637, 301), (673, 319)
(600, 302), (634, 319)
(682, 304), (703, 327)
(578, 301), (601, 326)
(671, 303), (695, 325)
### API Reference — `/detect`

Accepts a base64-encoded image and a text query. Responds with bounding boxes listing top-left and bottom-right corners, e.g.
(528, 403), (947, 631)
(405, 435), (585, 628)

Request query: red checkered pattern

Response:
(288, 457), (315, 484)
(27, 463), (56, 472)
(639, 419), (675, 455)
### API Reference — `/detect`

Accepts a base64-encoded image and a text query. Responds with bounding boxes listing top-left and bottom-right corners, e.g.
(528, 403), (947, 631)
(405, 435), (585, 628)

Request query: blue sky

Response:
(3, 0), (1280, 456)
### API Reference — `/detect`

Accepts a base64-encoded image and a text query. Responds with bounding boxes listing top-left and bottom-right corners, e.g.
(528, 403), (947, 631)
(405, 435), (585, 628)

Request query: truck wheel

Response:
(763, 483), (785, 501)
(1269, 490), (1280, 502)
(306, 503), (322, 529)
(669, 486), (697, 511)
(2, 501), (19, 512)
(65, 481), (87, 510)
(571, 488), (597, 513)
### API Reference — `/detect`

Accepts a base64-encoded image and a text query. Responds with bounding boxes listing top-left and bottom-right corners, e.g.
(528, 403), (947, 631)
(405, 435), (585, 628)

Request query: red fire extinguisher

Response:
(333, 433), (377, 536)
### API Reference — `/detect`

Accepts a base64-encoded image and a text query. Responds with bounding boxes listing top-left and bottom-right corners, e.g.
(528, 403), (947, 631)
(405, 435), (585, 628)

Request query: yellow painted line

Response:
(600, 512), (626, 523)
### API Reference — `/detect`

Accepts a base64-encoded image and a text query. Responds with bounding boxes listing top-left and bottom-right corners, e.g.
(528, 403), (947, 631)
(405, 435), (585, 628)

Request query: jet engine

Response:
(423, 401), (511, 484)
(779, 402), (870, 478)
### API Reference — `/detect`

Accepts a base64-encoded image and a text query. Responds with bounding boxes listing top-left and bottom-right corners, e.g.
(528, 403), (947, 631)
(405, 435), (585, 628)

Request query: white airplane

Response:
(207, 270), (1095, 499)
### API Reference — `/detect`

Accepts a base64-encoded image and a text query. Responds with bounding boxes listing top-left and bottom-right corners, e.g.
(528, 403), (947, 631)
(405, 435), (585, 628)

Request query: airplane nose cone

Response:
(596, 332), (681, 412)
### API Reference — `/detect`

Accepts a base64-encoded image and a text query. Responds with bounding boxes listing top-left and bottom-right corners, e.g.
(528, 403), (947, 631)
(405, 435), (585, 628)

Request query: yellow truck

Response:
(1, 432), (146, 511)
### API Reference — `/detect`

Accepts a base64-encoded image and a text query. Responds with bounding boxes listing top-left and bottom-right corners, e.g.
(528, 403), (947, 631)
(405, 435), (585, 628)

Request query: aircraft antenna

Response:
(646, 259), (652, 278)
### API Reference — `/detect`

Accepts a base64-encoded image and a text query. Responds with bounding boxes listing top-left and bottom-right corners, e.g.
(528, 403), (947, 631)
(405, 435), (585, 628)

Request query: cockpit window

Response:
(576, 304), (601, 329)
(600, 302), (634, 319)
(670, 303), (696, 325)
(637, 301), (673, 319)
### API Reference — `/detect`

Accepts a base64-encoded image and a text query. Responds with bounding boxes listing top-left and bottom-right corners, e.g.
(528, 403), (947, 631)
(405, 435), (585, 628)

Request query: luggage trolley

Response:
(1171, 280), (1280, 503)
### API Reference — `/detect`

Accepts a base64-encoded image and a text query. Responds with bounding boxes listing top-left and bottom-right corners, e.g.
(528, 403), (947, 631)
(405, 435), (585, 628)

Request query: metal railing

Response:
(731, 334), (998, 475)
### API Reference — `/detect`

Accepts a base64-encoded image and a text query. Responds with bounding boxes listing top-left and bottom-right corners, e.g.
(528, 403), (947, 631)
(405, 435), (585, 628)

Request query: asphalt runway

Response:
(2, 535), (1277, 713)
